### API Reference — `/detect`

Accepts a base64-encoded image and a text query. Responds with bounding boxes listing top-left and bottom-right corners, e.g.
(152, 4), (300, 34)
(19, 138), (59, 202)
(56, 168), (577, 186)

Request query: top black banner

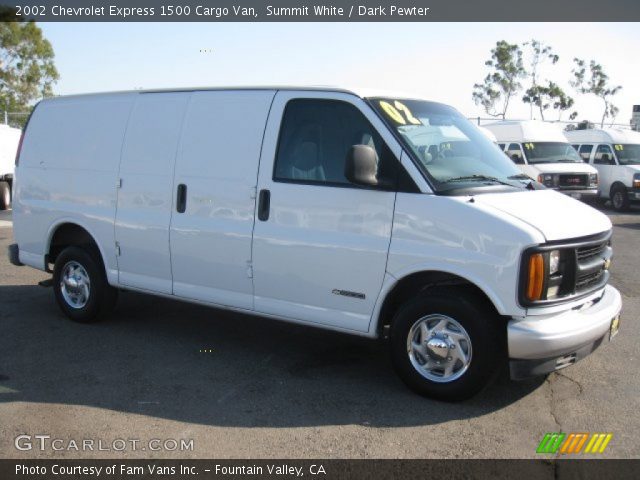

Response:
(1, 0), (639, 22)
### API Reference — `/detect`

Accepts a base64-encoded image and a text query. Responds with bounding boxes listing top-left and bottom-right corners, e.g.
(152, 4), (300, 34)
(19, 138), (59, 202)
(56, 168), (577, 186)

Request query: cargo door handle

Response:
(258, 189), (270, 221)
(176, 184), (187, 213)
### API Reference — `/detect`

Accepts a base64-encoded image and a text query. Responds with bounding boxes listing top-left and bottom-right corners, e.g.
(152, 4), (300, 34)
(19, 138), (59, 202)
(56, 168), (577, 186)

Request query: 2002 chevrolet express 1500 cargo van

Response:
(8, 87), (622, 401)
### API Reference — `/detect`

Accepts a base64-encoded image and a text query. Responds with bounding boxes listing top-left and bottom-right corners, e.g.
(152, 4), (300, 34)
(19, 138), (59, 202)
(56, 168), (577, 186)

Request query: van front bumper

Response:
(556, 188), (598, 199)
(508, 285), (622, 380)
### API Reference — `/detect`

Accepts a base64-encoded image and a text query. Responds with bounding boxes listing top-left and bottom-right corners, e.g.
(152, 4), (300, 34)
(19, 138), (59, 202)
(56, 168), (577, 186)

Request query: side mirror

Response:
(345, 145), (379, 187)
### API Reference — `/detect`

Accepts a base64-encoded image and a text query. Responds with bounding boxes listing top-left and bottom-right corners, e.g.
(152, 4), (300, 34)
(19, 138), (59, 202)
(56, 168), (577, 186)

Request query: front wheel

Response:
(53, 246), (117, 323)
(610, 185), (630, 212)
(389, 288), (505, 401)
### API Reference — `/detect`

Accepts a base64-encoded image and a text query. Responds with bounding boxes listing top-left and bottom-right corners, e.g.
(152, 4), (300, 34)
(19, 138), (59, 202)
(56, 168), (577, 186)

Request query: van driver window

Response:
(594, 145), (615, 165)
(506, 143), (525, 164)
(274, 99), (396, 187)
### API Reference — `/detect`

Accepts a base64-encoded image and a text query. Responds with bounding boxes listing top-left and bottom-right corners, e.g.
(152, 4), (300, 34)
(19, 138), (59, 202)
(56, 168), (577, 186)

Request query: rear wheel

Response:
(389, 287), (504, 401)
(53, 246), (117, 323)
(0, 181), (10, 210)
(610, 185), (630, 212)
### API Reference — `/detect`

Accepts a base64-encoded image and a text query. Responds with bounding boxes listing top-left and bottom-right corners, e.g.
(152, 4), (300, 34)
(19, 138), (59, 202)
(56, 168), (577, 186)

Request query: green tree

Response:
(472, 40), (526, 119)
(0, 17), (58, 125)
(570, 59), (621, 128)
(522, 40), (559, 119)
(522, 81), (576, 121)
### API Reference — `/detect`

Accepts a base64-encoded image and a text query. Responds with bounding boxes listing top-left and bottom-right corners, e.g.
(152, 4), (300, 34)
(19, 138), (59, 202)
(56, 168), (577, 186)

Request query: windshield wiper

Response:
(507, 173), (532, 180)
(443, 175), (519, 188)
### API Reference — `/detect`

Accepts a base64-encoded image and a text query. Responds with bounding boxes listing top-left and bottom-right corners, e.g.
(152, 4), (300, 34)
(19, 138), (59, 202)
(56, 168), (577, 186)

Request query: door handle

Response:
(176, 183), (187, 213)
(258, 189), (270, 221)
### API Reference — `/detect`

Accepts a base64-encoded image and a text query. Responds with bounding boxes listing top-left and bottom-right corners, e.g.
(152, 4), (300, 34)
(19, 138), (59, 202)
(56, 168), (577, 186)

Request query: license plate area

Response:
(609, 314), (621, 341)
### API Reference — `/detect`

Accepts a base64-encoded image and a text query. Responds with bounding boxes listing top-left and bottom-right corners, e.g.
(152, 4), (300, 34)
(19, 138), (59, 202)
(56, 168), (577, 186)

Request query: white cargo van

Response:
(8, 88), (621, 401)
(485, 120), (599, 200)
(0, 124), (21, 210)
(565, 128), (640, 211)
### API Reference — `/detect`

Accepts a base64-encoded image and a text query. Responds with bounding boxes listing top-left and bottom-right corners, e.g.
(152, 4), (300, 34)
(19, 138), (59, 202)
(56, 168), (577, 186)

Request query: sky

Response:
(39, 22), (640, 126)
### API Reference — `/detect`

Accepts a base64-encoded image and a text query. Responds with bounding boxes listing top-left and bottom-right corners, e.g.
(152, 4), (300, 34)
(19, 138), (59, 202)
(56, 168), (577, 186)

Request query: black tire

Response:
(389, 287), (505, 401)
(53, 246), (117, 323)
(0, 181), (10, 210)
(610, 184), (630, 212)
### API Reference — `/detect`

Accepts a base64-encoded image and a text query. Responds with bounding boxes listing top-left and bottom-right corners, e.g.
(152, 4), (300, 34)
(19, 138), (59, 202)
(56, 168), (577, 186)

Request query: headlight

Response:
(589, 173), (598, 187)
(537, 174), (557, 188)
(523, 249), (567, 302)
(549, 250), (560, 275)
(633, 173), (640, 189)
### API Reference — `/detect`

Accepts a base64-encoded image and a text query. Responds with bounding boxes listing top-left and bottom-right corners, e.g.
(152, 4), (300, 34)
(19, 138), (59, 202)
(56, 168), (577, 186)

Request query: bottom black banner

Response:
(2, 459), (638, 479)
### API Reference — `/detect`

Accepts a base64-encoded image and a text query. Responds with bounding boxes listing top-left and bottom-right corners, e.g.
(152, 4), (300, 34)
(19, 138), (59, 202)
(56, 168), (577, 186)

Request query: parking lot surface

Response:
(0, 206), (638, 459)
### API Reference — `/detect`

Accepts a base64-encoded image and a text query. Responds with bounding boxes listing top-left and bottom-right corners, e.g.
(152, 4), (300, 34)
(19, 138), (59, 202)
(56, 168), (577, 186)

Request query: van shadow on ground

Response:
(0, 285), (545, 428)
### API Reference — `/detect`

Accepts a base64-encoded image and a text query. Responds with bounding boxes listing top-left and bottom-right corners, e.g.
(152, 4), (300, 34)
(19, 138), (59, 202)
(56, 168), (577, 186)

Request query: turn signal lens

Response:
(526, 253), (545, 301)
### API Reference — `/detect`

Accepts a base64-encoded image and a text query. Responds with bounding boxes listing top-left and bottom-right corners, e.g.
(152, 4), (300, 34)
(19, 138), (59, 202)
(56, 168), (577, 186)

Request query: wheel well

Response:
(610, 181), (627, 197)
(47, 223), (102, 270)
(376, 271), (498, 337)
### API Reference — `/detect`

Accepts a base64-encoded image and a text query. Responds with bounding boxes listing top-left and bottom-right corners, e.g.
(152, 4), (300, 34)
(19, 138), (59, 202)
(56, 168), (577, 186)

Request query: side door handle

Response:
(258, 189), (270, 221)
(176, 183), (187, 213)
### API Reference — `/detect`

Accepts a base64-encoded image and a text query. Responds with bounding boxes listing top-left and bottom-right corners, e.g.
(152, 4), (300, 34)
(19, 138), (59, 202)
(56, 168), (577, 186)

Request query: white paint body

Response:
(485, 120), (599, 197)
(565, 128), (640, 201)
(12, 87), (621, 362)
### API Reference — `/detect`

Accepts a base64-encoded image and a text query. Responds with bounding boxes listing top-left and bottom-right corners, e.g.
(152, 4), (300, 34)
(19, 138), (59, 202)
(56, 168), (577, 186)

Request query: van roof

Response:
(39, 85), (430, 102)
(564, 127), (640, 144)
(483, 120), (567, 143)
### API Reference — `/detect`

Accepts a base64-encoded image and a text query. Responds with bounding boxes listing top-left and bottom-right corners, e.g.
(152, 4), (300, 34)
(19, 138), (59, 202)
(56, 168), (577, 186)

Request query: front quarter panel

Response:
(385, 193), (545, 320)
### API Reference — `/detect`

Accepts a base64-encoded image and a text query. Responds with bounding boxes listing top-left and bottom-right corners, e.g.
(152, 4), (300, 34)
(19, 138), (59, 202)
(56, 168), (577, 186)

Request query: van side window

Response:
(506, 143), (525, 164)
(274, 99), (398, 188)
(578, 144), (594, 162)
(594, 144), (615, 165)
(498, 143), (506, 150)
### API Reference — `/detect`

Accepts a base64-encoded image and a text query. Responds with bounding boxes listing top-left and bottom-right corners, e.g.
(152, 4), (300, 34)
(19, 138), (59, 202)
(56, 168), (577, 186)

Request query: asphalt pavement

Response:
(0, 205), (638, 459)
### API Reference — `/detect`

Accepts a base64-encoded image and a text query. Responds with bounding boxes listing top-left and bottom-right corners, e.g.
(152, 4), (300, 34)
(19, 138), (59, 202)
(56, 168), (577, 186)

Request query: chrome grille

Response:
(575, 239), (610, 294)
(559, 174), (588, 188)
(577, 242), (607, 262)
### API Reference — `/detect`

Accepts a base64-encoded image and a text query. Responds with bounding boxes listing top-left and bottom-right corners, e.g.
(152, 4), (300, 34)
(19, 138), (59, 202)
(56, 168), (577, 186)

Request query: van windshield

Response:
(370, 98), (525, 193)
(614, 144), (640, 165)
(522, 142), (583, 164)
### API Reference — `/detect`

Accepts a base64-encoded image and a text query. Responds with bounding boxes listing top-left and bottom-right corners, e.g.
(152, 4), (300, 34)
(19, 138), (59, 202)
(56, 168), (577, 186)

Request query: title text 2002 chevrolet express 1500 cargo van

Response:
(8, 87), (622, 401)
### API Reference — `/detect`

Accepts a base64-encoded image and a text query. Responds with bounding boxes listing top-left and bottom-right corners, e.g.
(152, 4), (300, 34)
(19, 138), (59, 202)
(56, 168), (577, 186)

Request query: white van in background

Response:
(478, 126), (498, 144)
(565, 128), (640, 211)
(8, 87), (621, 401)
(0, 124), (21, 210)
(485, 120), (599, 200)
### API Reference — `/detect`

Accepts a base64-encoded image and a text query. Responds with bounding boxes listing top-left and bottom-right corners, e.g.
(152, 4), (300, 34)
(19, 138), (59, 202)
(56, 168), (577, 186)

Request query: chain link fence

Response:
(469, 116), (637, 131)
(0, 111), (31, 129)
(1, 109), (638, 132)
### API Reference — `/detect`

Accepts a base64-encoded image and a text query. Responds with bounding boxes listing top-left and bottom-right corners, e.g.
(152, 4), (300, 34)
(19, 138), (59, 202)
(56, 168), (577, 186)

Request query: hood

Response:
(471, 190), (611, 241)
(626, 165), (640, 173)
(531, 162), (597, 174)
